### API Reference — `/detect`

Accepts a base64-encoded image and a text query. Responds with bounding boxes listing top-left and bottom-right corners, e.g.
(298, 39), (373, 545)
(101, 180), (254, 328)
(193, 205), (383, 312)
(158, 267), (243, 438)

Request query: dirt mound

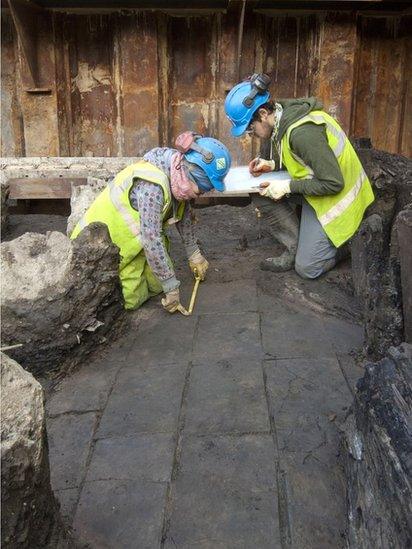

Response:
(1, 223), (124, 378)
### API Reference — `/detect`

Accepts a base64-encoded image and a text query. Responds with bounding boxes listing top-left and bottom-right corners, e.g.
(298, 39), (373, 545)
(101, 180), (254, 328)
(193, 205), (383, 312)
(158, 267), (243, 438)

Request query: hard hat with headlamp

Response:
(224, 73), (272, 137)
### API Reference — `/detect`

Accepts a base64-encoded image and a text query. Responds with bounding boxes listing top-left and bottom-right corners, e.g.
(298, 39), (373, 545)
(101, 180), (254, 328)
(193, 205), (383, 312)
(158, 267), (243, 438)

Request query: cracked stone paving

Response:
(45, 205), (364, 548)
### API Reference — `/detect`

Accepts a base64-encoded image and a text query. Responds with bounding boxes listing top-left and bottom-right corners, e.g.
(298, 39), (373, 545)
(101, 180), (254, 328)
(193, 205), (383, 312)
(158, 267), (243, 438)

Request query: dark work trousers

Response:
(252, 194), (338, 278)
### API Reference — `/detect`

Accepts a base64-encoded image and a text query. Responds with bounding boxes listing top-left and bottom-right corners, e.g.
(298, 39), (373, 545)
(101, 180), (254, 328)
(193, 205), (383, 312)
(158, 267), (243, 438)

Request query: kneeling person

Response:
(225, 74), (374, 279)
(71, 133), (231, 311)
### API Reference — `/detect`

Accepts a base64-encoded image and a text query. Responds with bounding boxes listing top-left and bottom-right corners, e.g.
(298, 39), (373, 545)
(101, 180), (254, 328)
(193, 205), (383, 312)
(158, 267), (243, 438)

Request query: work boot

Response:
(252, 195), (299, 272)
(260, 249), (296, 272)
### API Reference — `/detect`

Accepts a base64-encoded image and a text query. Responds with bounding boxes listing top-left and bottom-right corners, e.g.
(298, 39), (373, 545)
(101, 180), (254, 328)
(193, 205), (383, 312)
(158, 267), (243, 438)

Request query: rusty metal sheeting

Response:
(8, 0), (43, 88)
(352, 15), (411, 156)
(1, 15), (24, 156)
(1, 10), (411, 161)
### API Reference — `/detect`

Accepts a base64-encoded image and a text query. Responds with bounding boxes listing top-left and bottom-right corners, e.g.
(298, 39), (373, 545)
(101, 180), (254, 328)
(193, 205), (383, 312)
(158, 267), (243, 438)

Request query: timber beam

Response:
(7, 0), (51, 91)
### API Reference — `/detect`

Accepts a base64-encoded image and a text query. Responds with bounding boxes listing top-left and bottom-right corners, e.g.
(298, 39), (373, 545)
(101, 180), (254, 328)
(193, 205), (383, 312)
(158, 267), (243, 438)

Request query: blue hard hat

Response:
(184, 137), (231, 192)
(224, 80), (271, 137)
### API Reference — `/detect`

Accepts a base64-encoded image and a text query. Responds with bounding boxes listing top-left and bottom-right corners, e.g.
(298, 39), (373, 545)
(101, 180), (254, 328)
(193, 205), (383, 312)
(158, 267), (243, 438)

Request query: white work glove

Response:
(259, 180), (291, 201)
(161, 288), (181, 313)
(188, 249), (209, 280)
(249, 158), (276, 177)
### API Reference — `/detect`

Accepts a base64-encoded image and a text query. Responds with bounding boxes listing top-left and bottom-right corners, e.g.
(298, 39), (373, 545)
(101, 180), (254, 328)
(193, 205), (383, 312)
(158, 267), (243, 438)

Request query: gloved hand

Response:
(161, 288), (181, 313)
(248, 158), (276, 177)
(259, 180), (291, 201)
(188, 249), (209, 280)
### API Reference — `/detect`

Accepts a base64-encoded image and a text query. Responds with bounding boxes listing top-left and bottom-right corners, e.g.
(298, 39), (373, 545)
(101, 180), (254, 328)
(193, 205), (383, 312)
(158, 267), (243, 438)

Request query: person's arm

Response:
(131, 180), (180, 293)
(175, 202), (200, 258)
(175, 202), (209, 280)
(288, 122), (345, 196)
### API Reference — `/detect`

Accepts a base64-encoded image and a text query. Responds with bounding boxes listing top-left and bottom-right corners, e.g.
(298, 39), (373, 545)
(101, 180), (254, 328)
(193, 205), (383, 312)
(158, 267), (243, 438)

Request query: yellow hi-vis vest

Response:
(70, 160), (184, 310)
(281, 110), (374, 247)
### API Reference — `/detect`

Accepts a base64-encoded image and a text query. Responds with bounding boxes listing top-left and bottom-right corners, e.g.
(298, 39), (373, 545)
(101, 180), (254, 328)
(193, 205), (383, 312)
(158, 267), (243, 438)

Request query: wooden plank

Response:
(1, 14), (25, 156)
(8, 0), (43, 88)
(168, 15), (215, 139)
(116, 12), (160, 155)
(270, 16), (300, 98)
(218, 11), (251, 166)
(353, 15), (409, 153)
(53, 13), (73, 155)
(202, 190), (250, 197)
(313, 12), (357, 133)
(398, 210), (412, 343)
(399, 33), (411, 157)
(372, 18), (405, 153)
(69, 15), (117, 156)
(343, 346), (412, 548)
(2, 8), (410, 158)
(16, 10), (60, 156)
(8, 178), (87, 199)
(7, 177), (248, 200)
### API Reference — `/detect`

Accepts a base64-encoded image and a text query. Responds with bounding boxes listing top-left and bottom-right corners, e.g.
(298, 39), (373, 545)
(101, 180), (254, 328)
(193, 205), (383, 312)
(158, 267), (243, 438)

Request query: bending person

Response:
(71, 133), (231, 312)
(224, 74), (374, 278)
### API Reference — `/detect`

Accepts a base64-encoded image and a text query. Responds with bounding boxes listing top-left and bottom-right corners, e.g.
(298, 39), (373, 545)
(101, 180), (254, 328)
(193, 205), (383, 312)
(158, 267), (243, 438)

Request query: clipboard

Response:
(202, 166), (291, 197)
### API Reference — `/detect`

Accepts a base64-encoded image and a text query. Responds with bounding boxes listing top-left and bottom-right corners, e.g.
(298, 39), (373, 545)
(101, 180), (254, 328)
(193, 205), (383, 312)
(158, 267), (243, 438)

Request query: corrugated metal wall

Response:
(1, 10), (411, 162)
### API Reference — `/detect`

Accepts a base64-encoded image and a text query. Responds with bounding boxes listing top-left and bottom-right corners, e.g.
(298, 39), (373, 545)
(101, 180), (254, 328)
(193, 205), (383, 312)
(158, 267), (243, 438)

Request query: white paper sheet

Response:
(223, 166), (291, 194)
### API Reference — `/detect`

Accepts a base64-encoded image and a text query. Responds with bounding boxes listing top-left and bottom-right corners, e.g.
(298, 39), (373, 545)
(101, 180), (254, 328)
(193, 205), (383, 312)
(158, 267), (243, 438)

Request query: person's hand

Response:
(248, 158), (276, 177)
(259, 180), (291, 201)
(188, 249), (209, 280)
(161, 289), (181, 313)
(248, 157), (260, 175)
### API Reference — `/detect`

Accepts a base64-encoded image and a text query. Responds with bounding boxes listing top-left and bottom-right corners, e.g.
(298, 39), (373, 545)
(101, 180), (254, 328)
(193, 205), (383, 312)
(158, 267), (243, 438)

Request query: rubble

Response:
(67, 177), (107, 236)
(351, 144), (412, 359)
(1, 223), (124, 377)
(342, 343), (412, 548)
(1, 156), (139, 180)
(1, 352), (69, 547)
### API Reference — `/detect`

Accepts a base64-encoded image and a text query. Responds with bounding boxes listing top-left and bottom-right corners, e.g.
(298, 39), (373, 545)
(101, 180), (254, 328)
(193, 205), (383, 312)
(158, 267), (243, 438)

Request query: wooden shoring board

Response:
(8, 178), (88, 199)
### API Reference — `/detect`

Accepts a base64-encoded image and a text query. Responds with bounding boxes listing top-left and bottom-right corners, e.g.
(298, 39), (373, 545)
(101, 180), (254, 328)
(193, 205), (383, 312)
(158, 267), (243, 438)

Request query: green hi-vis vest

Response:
(70, 160), (185, 310)
(281, 110), (374, 248)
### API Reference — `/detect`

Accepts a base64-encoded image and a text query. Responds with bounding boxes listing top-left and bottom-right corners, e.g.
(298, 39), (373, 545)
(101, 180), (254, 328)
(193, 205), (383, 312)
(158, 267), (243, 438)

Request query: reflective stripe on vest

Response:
(287, 113), (345, 174)
(318, 169), (368, 226)
(75, 173), (155, 238)
(298, 114), (364, 227)
(306, 113), (346, 158)
(109, 167), (172, 237)
(109, 179), (141, 237)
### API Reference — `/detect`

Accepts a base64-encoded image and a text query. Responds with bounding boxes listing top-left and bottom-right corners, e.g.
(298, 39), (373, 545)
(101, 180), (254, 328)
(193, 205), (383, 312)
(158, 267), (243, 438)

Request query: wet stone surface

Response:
(46, 204), (363, 547)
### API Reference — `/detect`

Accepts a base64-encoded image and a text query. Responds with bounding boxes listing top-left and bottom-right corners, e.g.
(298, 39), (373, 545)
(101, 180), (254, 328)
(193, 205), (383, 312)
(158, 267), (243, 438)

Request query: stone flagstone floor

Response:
(46, 275), (363, 549)
(46, 204), (364, 548)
